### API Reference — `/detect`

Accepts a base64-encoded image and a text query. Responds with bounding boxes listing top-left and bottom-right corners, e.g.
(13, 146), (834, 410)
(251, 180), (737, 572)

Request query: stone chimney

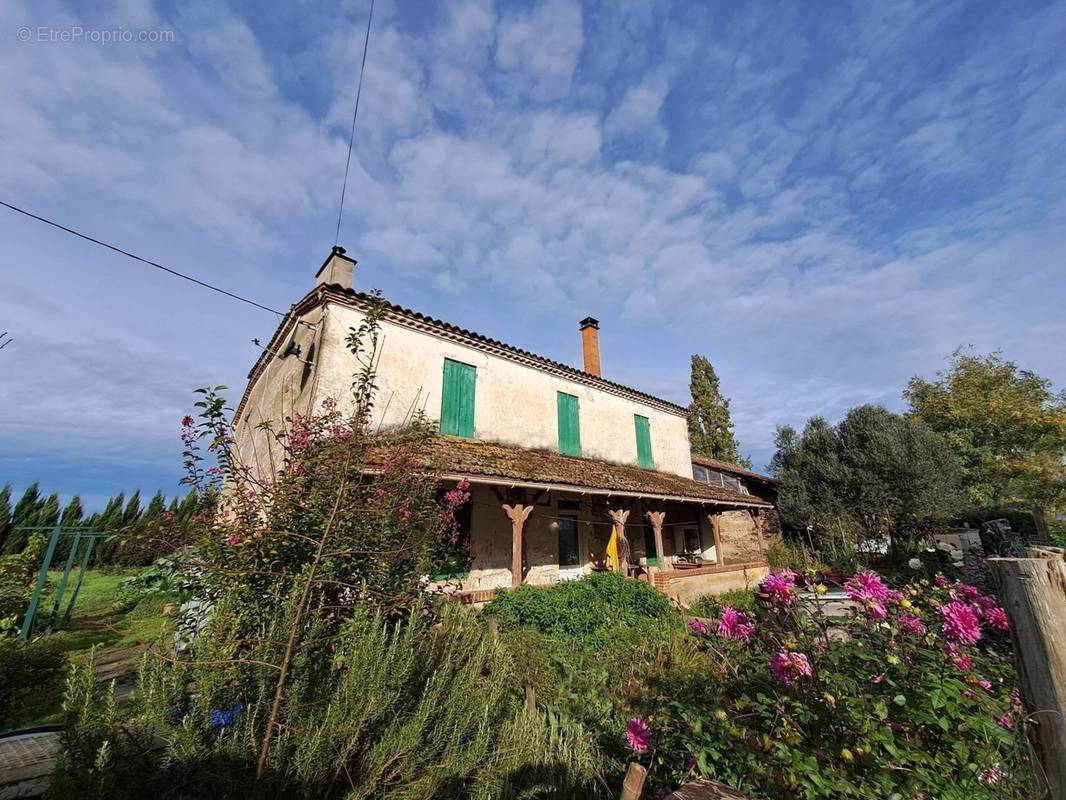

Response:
(579, 317), (601, 377)
(316, 246), (357, 290)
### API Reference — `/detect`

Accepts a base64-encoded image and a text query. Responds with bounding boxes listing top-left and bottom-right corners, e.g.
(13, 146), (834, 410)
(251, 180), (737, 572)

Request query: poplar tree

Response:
(687, 354), (749, 466)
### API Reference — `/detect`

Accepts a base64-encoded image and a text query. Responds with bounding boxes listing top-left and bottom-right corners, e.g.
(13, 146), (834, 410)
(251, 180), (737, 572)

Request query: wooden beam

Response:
(708, 513), (724, 566)
(645, 510), (670, 572)
(750, 509), (767, 558)
(607, 508), (631, 573)
(503, 503), (534, 588)
(989, 550), (1066, 800)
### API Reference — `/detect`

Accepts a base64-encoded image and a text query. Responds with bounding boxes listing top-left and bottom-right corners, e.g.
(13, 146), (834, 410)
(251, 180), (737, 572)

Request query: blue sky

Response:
(1, 0), (1064, 510)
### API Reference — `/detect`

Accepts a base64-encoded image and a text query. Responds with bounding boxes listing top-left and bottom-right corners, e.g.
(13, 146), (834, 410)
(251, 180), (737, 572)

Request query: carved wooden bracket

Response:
(607, 508), (631, 573)
(503, 503), (534, 588)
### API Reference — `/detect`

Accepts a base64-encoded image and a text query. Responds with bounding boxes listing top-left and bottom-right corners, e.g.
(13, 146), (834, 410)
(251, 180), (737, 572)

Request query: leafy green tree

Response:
(771, 405), (963, 543)
(905, 349), (1066, 509)
(688, 354), (749, 466)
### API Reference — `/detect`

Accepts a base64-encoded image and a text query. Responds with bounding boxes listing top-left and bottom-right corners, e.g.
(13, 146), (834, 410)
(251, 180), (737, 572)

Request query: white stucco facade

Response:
(235, 292), (693, 480)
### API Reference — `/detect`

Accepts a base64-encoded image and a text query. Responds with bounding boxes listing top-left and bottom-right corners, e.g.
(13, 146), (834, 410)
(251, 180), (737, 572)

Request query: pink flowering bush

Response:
(622, 570), (1034, 799)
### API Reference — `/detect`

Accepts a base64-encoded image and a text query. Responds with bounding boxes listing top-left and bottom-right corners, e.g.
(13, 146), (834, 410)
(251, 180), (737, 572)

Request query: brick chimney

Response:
(316, 246), (357, 290)
(579, 317), (601, 377)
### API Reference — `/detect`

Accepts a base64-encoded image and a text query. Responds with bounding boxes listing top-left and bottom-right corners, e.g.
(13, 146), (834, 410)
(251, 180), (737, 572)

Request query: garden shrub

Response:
(485, 571), (672, 643)
(689, 588), (756, 619)
(0, 636), (66, 728)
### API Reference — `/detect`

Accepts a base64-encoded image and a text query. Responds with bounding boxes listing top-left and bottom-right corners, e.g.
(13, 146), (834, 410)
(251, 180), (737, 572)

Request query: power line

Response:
(0, 199), (286, 318)
(334, 0), (376, 247)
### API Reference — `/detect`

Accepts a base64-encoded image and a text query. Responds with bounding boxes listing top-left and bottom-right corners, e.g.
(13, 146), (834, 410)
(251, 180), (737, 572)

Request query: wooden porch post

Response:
(503, 504), (534, 588)
(750, 509), (767, 558)
(708, 512), (724, 566)
(645, 511), (670, 571)
(607, 509), (631, 574)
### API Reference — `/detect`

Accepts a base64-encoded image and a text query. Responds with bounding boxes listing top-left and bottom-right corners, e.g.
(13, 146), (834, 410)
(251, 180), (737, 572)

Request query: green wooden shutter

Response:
(634, 415), (653, 468)
(557, 392), (581, 456)
(441, 359), (476, 437)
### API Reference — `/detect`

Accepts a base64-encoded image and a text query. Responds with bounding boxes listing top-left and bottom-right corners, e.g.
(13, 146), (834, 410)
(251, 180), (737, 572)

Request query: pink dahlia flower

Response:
(958, 583), (981, 600)
(760, 570), (798, 607)
(952, 654), (973, 671)
(939, 601), (982, 646)
(983, 606), (1009, 631)
(770, 651), (813, 686)
(898, 614), (927, 636)
(225, 533), (242, 547)
(844, 571), (902, 605)
(934, 573), (950, 588)
(997, 712), (1014, 730)
(626, 718), (652, 753)
(716, 605), (756, 641)
(688, 618), (710, 636)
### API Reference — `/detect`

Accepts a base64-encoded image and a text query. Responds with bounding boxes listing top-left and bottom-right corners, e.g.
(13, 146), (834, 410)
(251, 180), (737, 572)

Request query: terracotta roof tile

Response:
(376, 436), (772, 507)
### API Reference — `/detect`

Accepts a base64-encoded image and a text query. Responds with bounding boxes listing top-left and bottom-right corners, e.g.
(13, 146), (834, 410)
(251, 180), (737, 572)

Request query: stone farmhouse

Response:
(234, 248), (777, 604)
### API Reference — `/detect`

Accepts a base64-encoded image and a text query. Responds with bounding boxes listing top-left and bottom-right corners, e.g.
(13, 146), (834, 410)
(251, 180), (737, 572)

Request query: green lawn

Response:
(5, 567), (180, 731)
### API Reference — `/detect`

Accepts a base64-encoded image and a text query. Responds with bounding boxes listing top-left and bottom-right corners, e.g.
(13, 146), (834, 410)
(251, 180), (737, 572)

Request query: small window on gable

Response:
(722, 474), (742, 492)
(693, 464), (709, 483)
(634, 415), (653, 469)
(557, 392), (581, 456)
(440, 358), (476, 437)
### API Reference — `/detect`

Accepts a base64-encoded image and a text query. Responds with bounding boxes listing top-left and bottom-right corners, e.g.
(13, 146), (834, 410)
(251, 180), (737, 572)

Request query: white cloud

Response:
(495, 0), (584, 101)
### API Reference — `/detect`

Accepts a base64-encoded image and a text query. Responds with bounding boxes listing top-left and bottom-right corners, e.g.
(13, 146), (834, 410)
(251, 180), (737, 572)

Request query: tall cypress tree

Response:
(0, 484), (11, 553)
(35, 492), (61, 528)
(60, 495), (84, 527)
(5, 483), (43, 553)
(687, 355), (748, 466)
(121, 490), (143, 528)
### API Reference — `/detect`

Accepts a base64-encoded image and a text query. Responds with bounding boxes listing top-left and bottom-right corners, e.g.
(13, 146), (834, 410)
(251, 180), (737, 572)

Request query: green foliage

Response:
(0, 532), (47, 630)
(771, 405), (964, 542)
(688, 588), (757, 619)
(485, 571), (673, 643)
(0, 636), (66, 727)
(766, 538), (818, 573)
(687, 355), (749, 466)
(906, 349), (1066, 507)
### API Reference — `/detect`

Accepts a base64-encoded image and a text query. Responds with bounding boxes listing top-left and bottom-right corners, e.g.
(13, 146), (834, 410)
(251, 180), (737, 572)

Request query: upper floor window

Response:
(634, 414), (654, 469)
(557, 392), (581, 456)
(692, 462), (749, 494)
(440, 358), (476, 437)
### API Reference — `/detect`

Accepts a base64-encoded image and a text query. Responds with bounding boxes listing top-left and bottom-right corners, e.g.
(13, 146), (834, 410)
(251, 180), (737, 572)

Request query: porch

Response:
(435, 481), (773, 605)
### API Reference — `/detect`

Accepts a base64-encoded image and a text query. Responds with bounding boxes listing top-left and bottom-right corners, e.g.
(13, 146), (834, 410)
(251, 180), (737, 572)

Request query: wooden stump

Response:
(989, 548), (1066, 800)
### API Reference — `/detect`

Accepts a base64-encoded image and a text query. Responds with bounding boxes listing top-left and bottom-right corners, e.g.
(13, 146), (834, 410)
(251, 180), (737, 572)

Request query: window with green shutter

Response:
(440, 358), (476, 437)
(634, 414), (653, 468)
(557, 392), (581, 456)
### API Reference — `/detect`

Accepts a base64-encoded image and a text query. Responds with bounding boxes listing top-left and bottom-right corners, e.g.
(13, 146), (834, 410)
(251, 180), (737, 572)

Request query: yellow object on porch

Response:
(606, 529), (620, 571)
